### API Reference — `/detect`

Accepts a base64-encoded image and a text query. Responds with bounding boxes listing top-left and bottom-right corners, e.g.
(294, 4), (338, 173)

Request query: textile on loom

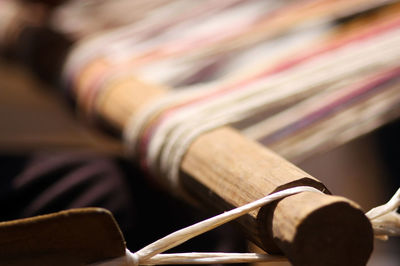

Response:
(58, 0), (400, 164)
(0, 0), (400, 265)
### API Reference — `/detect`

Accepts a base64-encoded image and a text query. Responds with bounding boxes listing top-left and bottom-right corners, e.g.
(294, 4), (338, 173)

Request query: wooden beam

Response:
(93, 70), (373, 265)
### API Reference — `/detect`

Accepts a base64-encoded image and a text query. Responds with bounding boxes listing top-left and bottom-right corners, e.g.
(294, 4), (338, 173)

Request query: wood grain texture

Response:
(94, 73), (373, 265)
(180, 127), (373, 265)
(269, 192), (373, 266)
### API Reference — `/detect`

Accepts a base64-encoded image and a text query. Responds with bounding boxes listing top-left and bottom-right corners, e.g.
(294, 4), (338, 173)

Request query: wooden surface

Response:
(0, 4), (396, 264)
(0, 38), (396, 266)
(92, 70), (373, 265)
(180, 127), (372, 265)
(270, 192), (372, 266)
(0, 208), (125, 266)
(180, 127), (327, 250)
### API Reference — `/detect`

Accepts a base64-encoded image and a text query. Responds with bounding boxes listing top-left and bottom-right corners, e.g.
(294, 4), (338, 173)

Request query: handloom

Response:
(0, 0), (400, 265)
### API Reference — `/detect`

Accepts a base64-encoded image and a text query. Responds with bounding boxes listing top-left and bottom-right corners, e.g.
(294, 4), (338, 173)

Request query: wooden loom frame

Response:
(84, 73), (373, 265)
(6, 0), (400, 265)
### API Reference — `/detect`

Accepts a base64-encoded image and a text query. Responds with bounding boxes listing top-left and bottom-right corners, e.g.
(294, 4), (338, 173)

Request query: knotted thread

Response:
(91, 186), (400, 265)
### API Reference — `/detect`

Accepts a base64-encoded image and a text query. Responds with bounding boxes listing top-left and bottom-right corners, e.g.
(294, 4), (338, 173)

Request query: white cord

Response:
(91, 186), (400, 265)
(91, 186), (321, 265)
(366, 187), (400, 239)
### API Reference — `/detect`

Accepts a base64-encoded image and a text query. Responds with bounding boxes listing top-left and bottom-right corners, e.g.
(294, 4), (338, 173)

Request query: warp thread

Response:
(58, 1), (400, 178)
(123, 20), (400, 190)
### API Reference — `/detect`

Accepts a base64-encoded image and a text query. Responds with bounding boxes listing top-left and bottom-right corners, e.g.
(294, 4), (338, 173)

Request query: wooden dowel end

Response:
(259, 192), (373, 265)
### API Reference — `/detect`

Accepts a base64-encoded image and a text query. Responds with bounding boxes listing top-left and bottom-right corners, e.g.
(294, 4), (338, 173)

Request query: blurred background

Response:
(0, 0), (399, 265)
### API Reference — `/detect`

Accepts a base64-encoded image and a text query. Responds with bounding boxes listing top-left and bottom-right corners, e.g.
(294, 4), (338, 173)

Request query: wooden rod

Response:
(0, 4), (378, 265)
(94, 71), (373, 265)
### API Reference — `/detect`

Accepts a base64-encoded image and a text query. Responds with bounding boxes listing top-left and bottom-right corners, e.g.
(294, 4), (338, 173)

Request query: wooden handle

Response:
(91, 68), (373, 265)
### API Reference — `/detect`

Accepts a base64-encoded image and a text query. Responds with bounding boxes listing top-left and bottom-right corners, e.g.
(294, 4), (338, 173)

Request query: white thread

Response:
(91, 186), (321, 265)
(126, 250), (140, 266)
(123, 86), (211, 160)
(127, 252), (285, 265)
(123, 25), (400, 189)
(366, 187), (400, 238)
(91, 186), (400, 265)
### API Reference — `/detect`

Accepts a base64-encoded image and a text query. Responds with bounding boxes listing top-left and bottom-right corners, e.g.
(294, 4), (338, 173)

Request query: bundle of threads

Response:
(1, 1), (400, 265)
(1, 0), (399, 190)
(58, 0), (400, 188)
